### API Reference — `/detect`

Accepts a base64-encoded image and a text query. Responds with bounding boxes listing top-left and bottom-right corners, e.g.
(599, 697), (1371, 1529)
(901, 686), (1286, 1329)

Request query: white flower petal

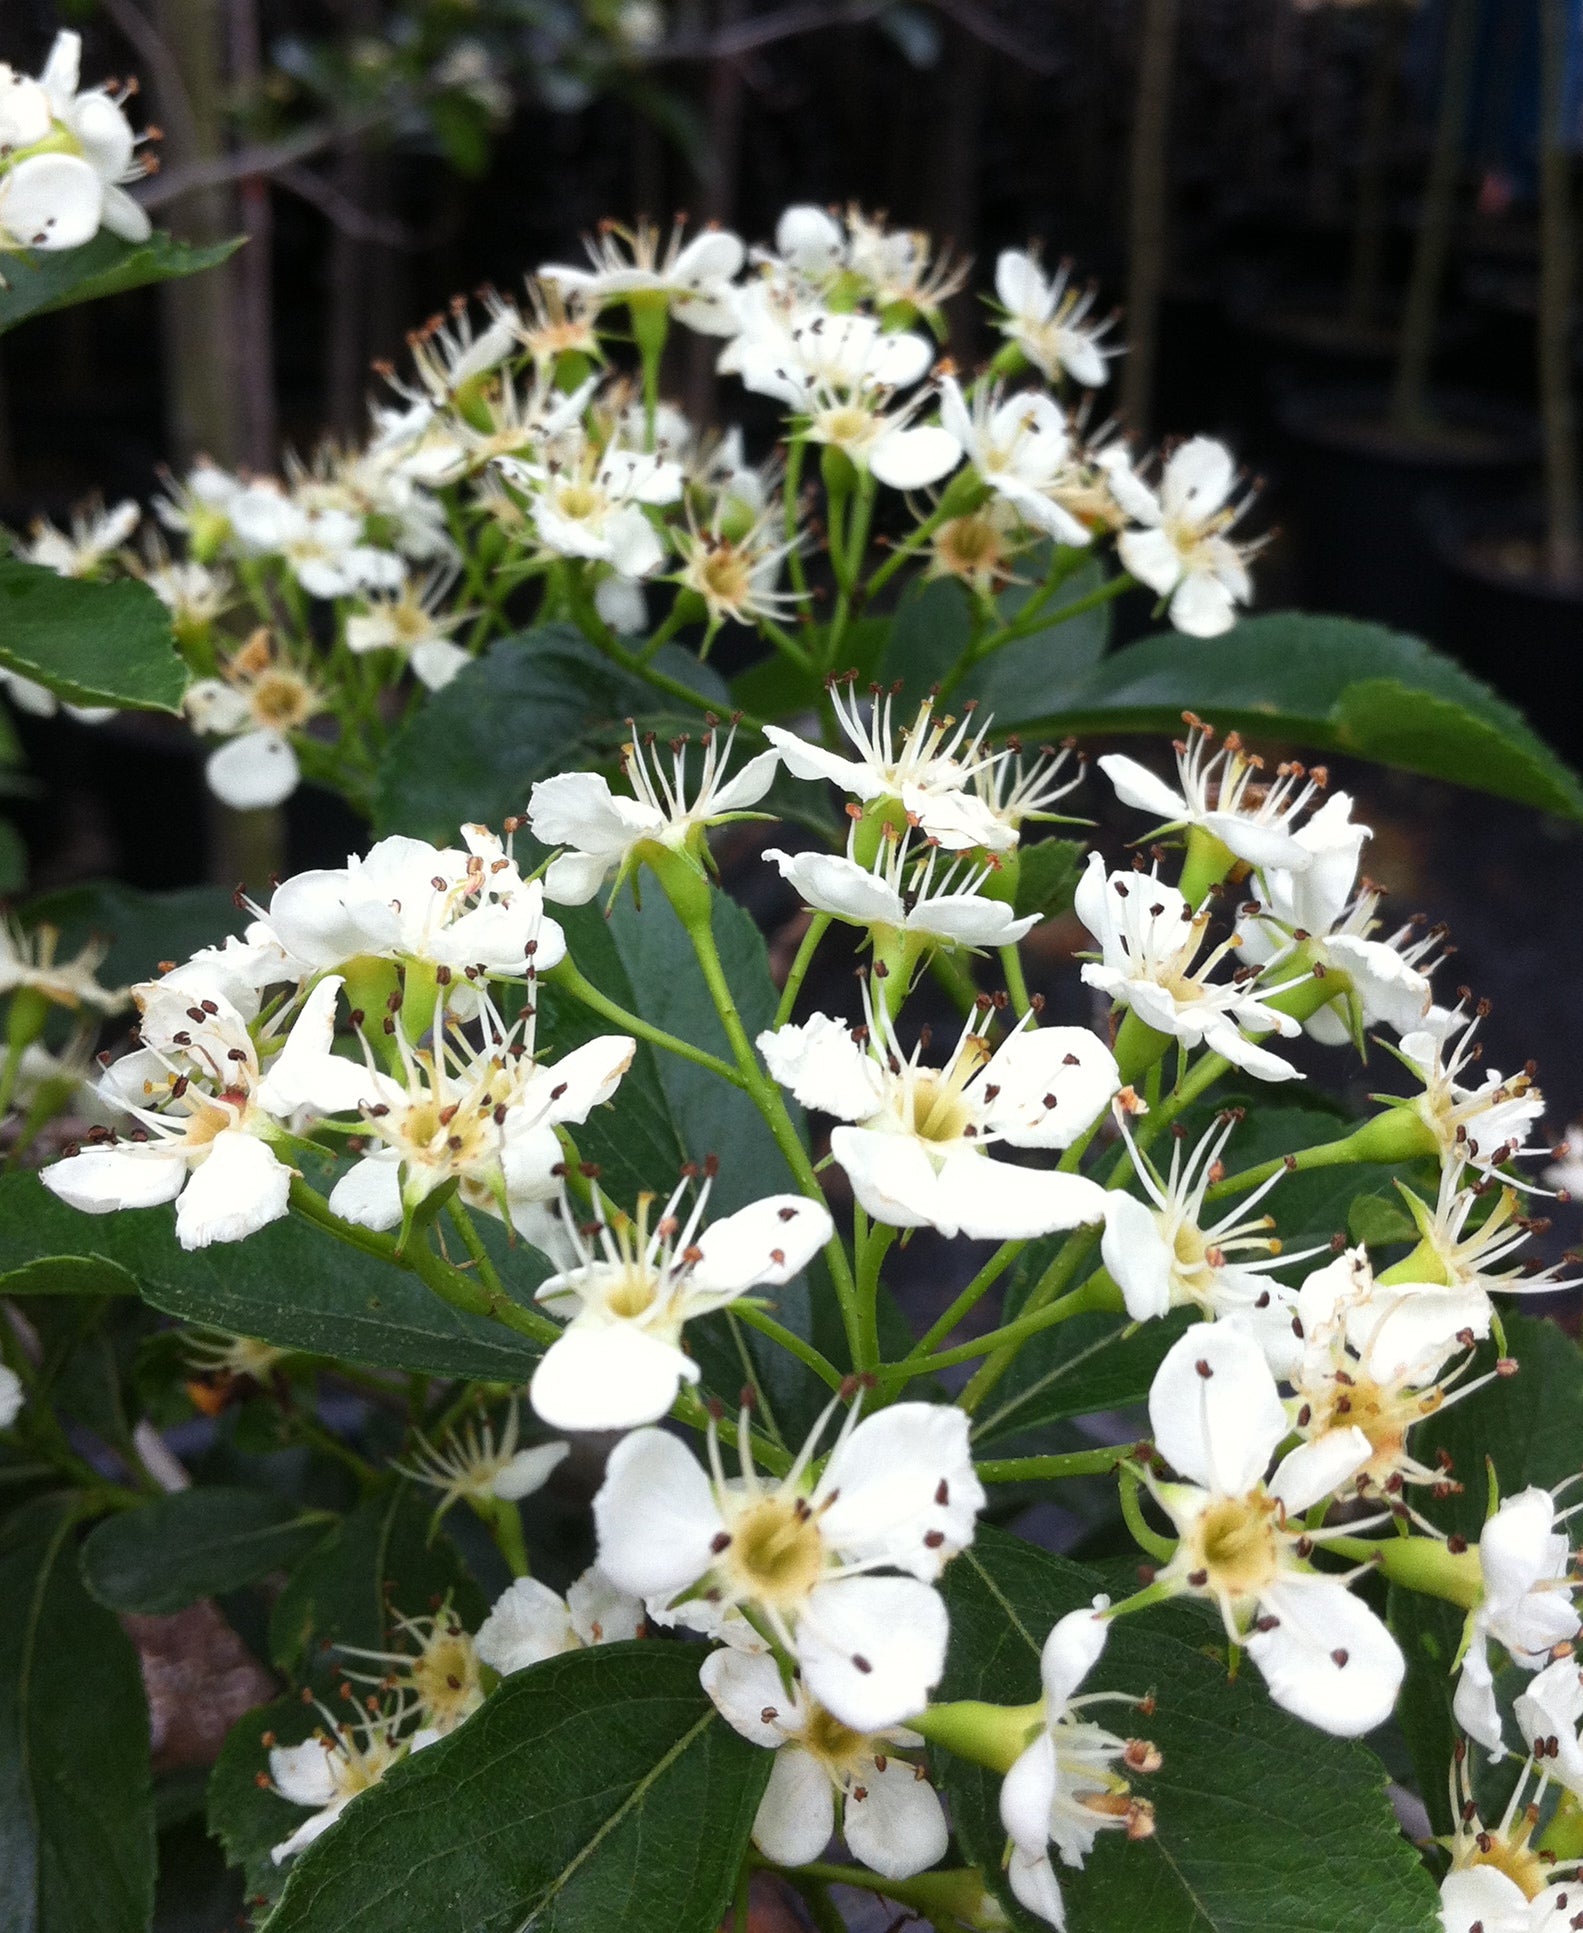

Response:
(593, 1427), (723, 1598)
(43, 1143), (188, 1214)
(932, 1150), (1108, 1242)
(758, 1016), (885, 1122)
(829, 1125), (942, 1230)
(753, 1745), (836, 1868)
(1000, 1730), (1058, 1855)
(1148, 1321), (1287, 1496)
(799, 1574), (948, 1732)
(327, 1154), (403, 1231)
(1268, 1427), (1372, 1517)
(1096, 755), (1187, 824)
(174, 1130), (292, 1249)
(530, 1323), (698, 1432)
(207, 731), (300, 810)
(1246, 1578), (1403, 1736)
(819, 1403), (984, 1579)
(868, 424), (962, 491)
(1101, 1191), (1173, 1322)
(843, 1753), (949, 1879)
(1040, 1601), (1109, 1709)
(699, 1644), (789, 1747)
(490, 1439), (571, 1500)
(1007, 1847), (1067, 1929)
(690, 1194), (833, 1293)
(764, 848), (904, 927)
(474, 1576), (578, 1674)
(268, 1739), (337, 1809)
(565, 1564), (644, 1645)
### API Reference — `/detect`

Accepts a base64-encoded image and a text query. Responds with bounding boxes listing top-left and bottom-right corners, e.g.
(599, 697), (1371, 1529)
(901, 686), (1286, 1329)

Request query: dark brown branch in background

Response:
(1120, 0), (1179, 439)
(227, 0), (276, 471)
(1538, 0), (1581, 582)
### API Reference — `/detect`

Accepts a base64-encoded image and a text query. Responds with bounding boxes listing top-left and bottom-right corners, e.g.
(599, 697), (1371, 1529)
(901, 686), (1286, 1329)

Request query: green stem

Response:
(1119, 1463), (1176, 1562)
(445, 1200), (506, 1301)
(882, 1275), (1117, 1385)
(999, 944), (1033, 1019)
(905, 1240), (1025, 1361)
(773, 914), (832, 1028)
(548, 957), (746, 1088)
(782, 435), (811, 608)
(779, 1862), (1005, 1929)
(976, 1446), (1137, 1484)
(731, 1304), (845, 1392)
(639, 597), (689, 664)
(957, 1226), (1101, 1413)
(854, 1216), (896, 1373)
(489, 1497), (531, 1578)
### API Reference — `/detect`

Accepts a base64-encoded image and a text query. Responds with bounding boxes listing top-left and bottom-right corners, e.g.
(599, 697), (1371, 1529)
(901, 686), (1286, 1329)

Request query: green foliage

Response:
(207, 1695), (326, 1913)
(937, 1527), (1441, 1933)
(263, 1645), (771, 1933)
(990, 612), (1583, 819)
(1012, 837), (1085, 921)
(0, 1499), (156, 1933)
(0, 231), (242, 335)
(374, 627), (729, 841)
(0, 562), (186, 713)
(79, 1488), (334, 1615)
(0, 1173), (545, 1381)
(23, 882), (240, 989)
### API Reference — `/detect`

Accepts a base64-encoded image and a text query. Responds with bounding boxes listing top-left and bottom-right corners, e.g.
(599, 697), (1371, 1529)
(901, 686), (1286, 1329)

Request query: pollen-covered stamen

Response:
(337, 1607), (484, 1737)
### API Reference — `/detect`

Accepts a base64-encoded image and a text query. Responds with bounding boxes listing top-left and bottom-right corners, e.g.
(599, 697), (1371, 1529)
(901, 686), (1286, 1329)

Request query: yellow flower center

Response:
(724, 1494), (827, 1610)
(605, 1266), (661, 1320)
(1190, 1494), (1280, 1599)
(801, 1704), (869, 1775)
(250, 671), (315, 731)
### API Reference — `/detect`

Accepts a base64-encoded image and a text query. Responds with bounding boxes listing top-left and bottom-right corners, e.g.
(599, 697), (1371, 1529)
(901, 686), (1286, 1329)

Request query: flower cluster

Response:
(0, 32), (152, 258)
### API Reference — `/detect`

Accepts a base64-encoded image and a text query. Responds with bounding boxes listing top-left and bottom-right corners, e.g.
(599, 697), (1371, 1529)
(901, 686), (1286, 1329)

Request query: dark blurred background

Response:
(2, 0), (1582, 1113)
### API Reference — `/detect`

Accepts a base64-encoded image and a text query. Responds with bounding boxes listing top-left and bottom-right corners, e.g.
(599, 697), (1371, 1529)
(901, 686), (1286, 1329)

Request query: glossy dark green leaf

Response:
(263, 1643), (770, 1933)
(269, 1483), (485, 1679)
(1013, 837), (1085, 920)
(0, 1499), (155, 1933)
(0, 1172), (544, 1381)
(0, 561), (186, 712)
(937, 1526), (1440, 1933)
(975, 612), (1583, 818)
(373, 625), (729, 841)
(0, 230), (242, 334)
(79, 1488), (333, 1615)
(207, 1695), (326, 1913)
(0, 1254), (139, 1297)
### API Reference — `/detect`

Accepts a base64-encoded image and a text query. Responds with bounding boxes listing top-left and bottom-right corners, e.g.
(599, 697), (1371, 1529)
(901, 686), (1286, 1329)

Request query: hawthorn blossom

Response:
(1100, 1111), (1309, 1367)
(499, 438), (682, 578)
(702, 1645), (949, 1880)
(999, 1601), (1159, 1928)
(1438, 1867), (1580, 1933)
(1098, 718), (1326, 875)
(1103, 439), (1257, 638)
(23, 498), (138, 577)
(339, 1607), (484, 1738)
(268, 1705), (418, 1863)
(1143, 1322), (1405, 1735)
(763, 823), (1039, 952)
(42, 976), (367, 1249)
(765, 689), (1012, 853)
(993, 250), (1115, 389)
(1237, 792), (1435, 1046)
(758, 204), (966, 323)
(528, 1175), (832, 1432)
(0, 919), (125, 1014)
(969, 742), (1085, 844)
(539, 219), (746, 335)
(345, 568), (472, 691)
(0, 1364), (21, 1429)
(937, 378), (1092, 547)
(528, 722), (779, 905)
(594, 1395), (984, 1731)
(758, 996), (1115, 1240)
(474, 1568), (644, 1674)
(1395, 1005), (1545, 1180)
(0, 151), (102, 252)
(185, 631), (323, 810)
(36, 31), (152, 243)
(1438, 1744), (1583, 1932)
(398, 1407), (570, 1521)
(672, 500), (803, 628)
(1454, 1486), (1582, 1757)
(258, 826), (565, 983)
(1075, 853), (1306, 1080)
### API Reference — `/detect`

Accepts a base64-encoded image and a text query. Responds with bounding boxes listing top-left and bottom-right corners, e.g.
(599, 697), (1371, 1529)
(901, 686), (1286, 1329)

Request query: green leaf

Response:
(969, 1301), (1194, 1450)
(373, 626), (729, 841)
(0, 229), (242, 334)
(23, 881), (239, 990)
(0, 1498), (156, 1933)
(269, 1483), (485, 1679)
(263, 1643), (771, 1933)
(977, 612), (1583, 818)
(207, 1694), (325, 1912)
(79, 1488), (333, 1615)
(0, 561), (186, 712)
(1013, 837), (1084, 920)
(937, 1526), (1440, 1933)
(0, 1172), (544, 1382)
(1390, 1311), (1583, 1829)
(0, 1254), (139, 1297)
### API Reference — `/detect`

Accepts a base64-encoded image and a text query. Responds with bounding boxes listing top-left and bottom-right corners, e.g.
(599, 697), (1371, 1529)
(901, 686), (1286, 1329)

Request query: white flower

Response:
(142, 554), (231, 629)
(259, 826), (564, 984)
(1289, 1246), (1497, 1499)
(763, 823), (1039, 952)
(1098, 718), (1325, 875)
(1101, 1112), (1309, 1367)
(937, 378), (1092, 547)
(993, 250), (1115, 388)
(1236, 792), (1435, 1046)
(345, 567), (471, 691)
(1515, 1655), (1583, 1798)
(0, 151), (102, 252)
(36, 31), (152, 243)
(528, 721), (779, 906)
(327, 1002), (634, 1235)
(999, 1601), (1158, 1928)
(673, 500), (803, 628)
(338, 1607), (485, 1738)
(737, 310), (960, 490)
(539, 219), (746, 335)
(1143, 1322), (1405, 1736)
(474, 1567), (644, 1674)
(1454, 1486), (1581, 1758)
(268, 1705), (415, 1863)
(1074, 853), (1306, 1081)
(397, 1407), (570, 1519)
(501, 438), (682, 578)
(969, 742), (1085, 845)
(529, 1174), (832, 1432)
(1104, 439), (1257, 638)
(229, 485), (401, 600)
(0, 918), (125, 1014)
(594, 1394), (984, 1731)
(1438, 1746), (1583, 1930)
(759, 995), (1115, 1241)
(185, 632), (322, 811)
(23, 497), (139, 577)
(765, 689), (1013, 853)
(0, 1364), (21, 1429)
(0, 65), (52, 155)
(1395, 1005), (1545, 1180)
(702, 1645), (949, 1880)
(1438, 1867), (1579, 1933)
(41, 976), (367, 1249)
